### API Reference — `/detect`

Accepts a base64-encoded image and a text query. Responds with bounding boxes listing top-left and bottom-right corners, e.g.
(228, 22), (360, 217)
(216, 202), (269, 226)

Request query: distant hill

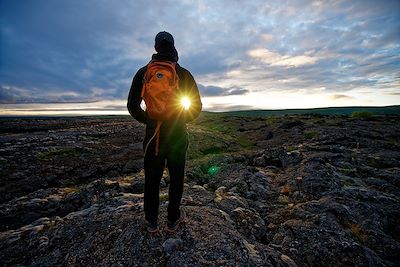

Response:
(212, 105), (400, 117)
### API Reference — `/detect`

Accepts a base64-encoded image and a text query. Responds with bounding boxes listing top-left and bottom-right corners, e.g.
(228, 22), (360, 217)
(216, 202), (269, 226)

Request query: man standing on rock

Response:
(127, 31), (202, 234)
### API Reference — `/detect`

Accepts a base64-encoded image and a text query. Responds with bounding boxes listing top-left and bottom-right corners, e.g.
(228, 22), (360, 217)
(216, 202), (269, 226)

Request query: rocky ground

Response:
(0, 113), (399, 266)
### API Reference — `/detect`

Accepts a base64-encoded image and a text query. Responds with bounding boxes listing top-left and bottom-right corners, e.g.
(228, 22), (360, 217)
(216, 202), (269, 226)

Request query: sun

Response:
(181, 96), (191, 110)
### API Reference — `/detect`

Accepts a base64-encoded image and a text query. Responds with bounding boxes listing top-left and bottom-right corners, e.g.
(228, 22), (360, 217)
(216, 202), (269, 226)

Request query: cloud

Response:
(0, 84), (118, 104)
(0, 85), (39, 104)
(260, 33), (273, 42)
(198, 84), (249, 97)
(0, 86), (18, 104)
(385, 92), (400, 96)
(247, 48), (318, 67)
(0, 100), (128, 116)
(330, 94), (354, 100)
(204, 103), (256, 112)
(0, 0), (399, 110)
(228, 87), (249, 95)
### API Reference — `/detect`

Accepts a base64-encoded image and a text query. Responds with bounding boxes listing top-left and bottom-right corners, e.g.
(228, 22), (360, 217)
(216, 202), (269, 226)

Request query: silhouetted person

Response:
(127, 31), (202, 234)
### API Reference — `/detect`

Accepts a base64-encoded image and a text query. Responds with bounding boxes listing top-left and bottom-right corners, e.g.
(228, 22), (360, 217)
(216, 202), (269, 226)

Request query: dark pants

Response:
(143, 131), (187, 224)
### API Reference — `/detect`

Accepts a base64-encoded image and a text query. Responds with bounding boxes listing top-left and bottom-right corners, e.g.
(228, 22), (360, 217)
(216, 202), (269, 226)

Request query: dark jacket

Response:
(127, 54), (202, 156)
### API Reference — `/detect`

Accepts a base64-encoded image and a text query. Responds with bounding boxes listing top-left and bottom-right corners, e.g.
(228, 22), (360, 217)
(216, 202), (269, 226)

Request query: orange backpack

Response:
(141, 60), (179, 156)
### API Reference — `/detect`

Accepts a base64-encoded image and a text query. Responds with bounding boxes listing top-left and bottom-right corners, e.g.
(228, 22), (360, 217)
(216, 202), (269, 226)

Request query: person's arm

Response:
(186, 72), (202, 122)
(127, 67), (147, 124)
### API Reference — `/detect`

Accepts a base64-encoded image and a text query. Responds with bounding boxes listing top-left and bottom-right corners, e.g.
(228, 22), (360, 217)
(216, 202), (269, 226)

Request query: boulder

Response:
(231, 207), (266, 240)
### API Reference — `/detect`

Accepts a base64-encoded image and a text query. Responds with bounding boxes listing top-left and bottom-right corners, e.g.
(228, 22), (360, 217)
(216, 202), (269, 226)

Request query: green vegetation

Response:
(201, 146), (225, 155)
(277, 195), (290, 204)
(237, 135), (255, 148)
(37, 147), (86, 160)
(351, 111), (373, 118)
(264, 116), (280, 126)
(187, 106), (398, 164)
(199, 121), (227, 133)
(304, 131), (319, 139)
(187, 126), (237, 159)
(188, 113), (258, 158)
(286, 146), (297, 152)
(159, 193), (169, 202)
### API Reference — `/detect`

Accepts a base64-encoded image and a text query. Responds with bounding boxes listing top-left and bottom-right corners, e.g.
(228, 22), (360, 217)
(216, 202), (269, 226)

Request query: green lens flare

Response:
(207, 166), (220, 175)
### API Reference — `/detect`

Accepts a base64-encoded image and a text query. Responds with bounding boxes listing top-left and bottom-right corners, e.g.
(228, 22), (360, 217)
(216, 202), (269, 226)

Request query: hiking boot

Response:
(165, 210), (186, 235)
(144, 220), (159, 234)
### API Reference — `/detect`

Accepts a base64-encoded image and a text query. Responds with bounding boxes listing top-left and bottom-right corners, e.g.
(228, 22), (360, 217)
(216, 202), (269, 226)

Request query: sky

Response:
(0, 0), (399, 115)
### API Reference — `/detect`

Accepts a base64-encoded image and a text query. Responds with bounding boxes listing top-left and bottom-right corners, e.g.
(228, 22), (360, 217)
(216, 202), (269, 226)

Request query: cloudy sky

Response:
(1, 0), (399, 115)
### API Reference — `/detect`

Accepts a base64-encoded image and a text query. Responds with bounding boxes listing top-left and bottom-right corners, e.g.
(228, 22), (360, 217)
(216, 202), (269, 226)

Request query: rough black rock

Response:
(1, 114), (399, 266)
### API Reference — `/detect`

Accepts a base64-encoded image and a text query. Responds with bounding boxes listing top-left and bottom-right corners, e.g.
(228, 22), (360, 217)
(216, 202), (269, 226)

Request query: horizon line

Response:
(0, 105), (399, 118)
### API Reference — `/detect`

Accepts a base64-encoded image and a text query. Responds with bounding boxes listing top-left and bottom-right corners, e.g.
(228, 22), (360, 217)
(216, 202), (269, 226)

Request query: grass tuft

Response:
(278, 195), (289, 204)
